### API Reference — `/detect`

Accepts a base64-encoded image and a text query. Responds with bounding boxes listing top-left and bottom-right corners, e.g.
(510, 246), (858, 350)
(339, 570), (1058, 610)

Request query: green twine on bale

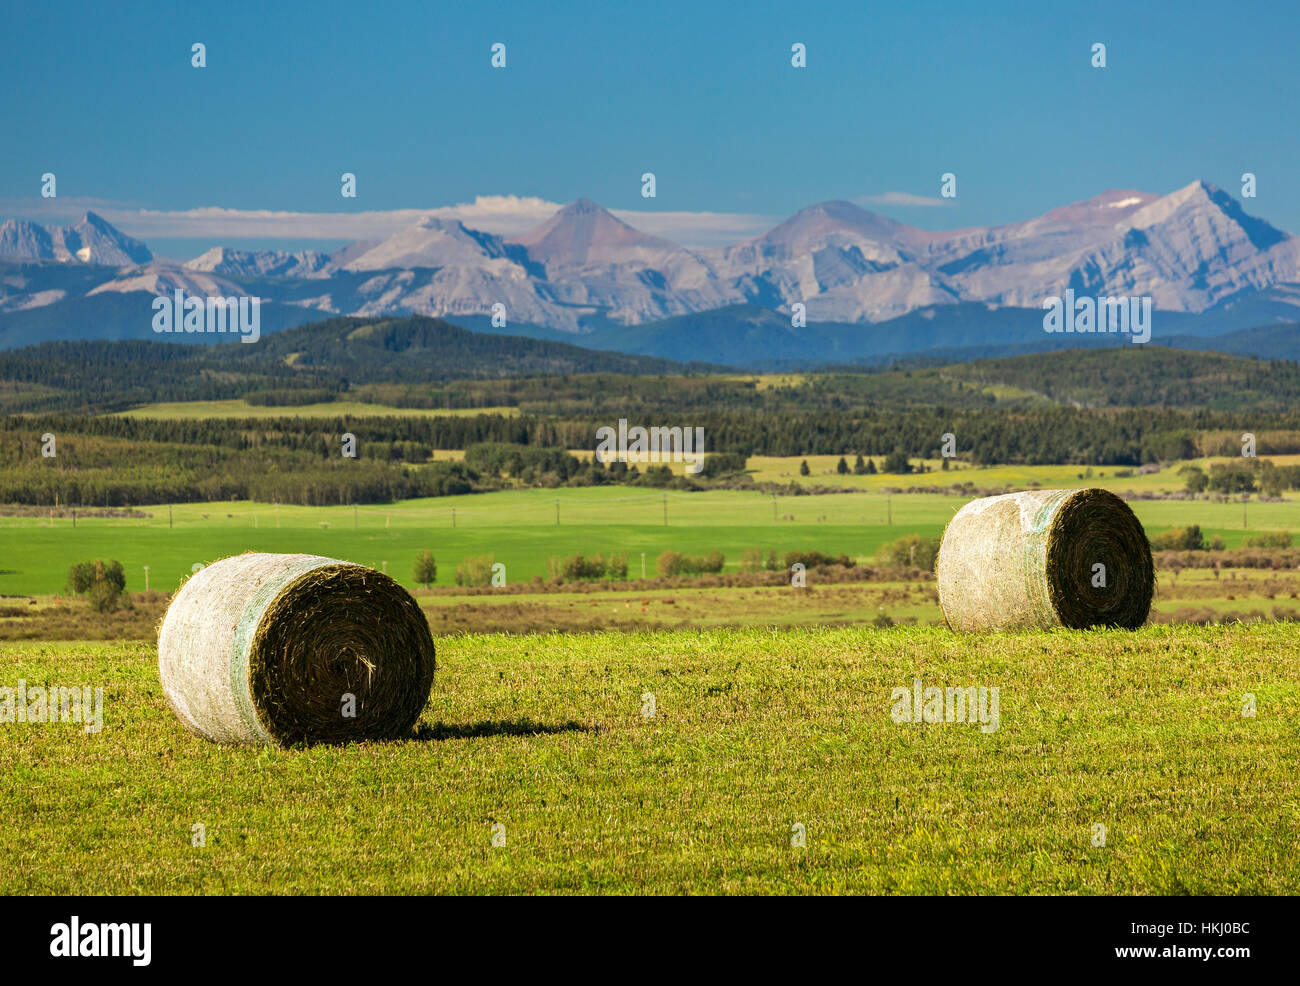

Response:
(936, 488), (1154, 632)
(158, 553), (436, 745)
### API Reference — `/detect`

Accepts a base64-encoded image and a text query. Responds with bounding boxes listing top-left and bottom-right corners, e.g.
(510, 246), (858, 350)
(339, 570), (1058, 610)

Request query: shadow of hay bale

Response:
(410, 717), (594, 742)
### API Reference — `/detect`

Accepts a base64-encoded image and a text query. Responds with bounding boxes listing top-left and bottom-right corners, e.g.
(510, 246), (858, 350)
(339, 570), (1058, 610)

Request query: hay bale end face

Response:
(158, 553), (435, 745)
(936, 488), (1153, 632)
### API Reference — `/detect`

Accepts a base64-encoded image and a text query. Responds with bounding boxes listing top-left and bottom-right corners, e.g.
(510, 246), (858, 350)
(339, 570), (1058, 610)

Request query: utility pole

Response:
(555, 498), (560, 526)
(663, 493), (668, 526)
(143, 566), (150, 592)
(452, 508), (456, 528)
(887, 497), (892, 526)
(168, 504), (173, 529)
(275, 502), (280, 529)
(72, 507), (76, 529)
(640, 552), (646, 579)
(1244, 499), (1248, 529)
(773, 494), (777, 522)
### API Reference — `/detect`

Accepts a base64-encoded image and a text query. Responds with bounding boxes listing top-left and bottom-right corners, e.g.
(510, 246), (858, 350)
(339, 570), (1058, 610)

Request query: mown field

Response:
(0, 486), (1293, 597)
(2, 625), (1296, 894)
(746, 453), (1300, 495)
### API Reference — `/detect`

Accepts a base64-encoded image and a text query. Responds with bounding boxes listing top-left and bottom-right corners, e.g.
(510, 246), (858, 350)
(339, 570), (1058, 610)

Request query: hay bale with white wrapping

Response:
(158, 553), (435, 745)
(936, 488), (1152, 632)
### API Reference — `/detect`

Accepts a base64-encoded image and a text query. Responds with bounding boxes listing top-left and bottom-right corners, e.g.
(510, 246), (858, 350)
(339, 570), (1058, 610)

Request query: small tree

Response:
(66, 559), (127, 612)
(877, 534), (941, 571)
(454, 553), (494, 587)
(1180, 465), (1208, 495)
(836, 457), (849, 475)
(607, 553), (629, 580)
(657, 550), (685, 577)
(853, 453), (867, 475)
(799, 460), (811, 476)
(865, 458), (877, 475)
(413, 550), (437, 588)
(883, 448), (911, 474)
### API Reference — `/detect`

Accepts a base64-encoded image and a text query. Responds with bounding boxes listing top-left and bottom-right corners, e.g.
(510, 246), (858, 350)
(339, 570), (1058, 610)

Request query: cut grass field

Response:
(2, 624), (1296, 894)
(1, 487), (1295, 597)
(746, 453), (1300, 495)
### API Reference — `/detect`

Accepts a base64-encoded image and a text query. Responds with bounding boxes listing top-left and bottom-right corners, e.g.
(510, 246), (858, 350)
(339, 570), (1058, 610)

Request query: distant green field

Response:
(0, 487), (1293, 596)
(3, 624), (1296, 894)
(748, 453), (1300, 495)
(0, 489), (951, 595)
(115, 400), (519, 420)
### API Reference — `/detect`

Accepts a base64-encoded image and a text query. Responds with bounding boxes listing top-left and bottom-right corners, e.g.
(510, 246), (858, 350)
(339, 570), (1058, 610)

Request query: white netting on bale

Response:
(158, 552), (435, 745)
(936, 488), (1153, 632)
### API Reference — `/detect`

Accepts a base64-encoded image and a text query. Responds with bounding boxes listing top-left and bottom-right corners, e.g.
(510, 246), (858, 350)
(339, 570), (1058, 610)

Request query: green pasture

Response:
(2, 624), (1296, 894)
(0, 489), (948, 595)
(0, 487), (1294, 596)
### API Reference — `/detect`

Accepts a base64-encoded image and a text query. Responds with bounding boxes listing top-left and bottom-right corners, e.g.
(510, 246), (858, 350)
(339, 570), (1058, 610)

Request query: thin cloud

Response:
(855, 191), (953, 207)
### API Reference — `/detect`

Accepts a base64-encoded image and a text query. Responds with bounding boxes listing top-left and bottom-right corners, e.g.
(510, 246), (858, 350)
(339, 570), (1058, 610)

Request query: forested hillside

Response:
(3, 312), (1300, 416)
(0, 316), (714, 413)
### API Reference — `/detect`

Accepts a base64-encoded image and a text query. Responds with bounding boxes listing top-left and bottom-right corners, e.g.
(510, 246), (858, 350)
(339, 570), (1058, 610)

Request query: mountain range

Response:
(3, 180), (1300, 364)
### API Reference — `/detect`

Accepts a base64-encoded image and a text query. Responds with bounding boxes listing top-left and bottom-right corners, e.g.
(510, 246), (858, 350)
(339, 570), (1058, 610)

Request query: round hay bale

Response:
(936, 488), (1153, 631)
(158, 553), (435, 745)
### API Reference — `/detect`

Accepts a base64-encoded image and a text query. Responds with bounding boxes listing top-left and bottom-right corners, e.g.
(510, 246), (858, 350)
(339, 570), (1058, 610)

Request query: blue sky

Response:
(3, 0), (1297, 257)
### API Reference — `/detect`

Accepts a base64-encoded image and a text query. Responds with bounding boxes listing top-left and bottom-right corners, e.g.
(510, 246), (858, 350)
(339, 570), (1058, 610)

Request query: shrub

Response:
(700, 452), (747, 478)
(1242, 531), (1292, 549)
(89, 580), (122, 613)
(543, 553), (629, 582)
(562, 554), (608, 581)
(66, 559), (125, 596)
(656, 549), (725, 576)
(1179, 465), (1208, 494)
(739, 547), (765, 573)
(65, 559), (127, 612)
(883, 448), (911, 474)
(1149, 525), (1206, 551)
(656, 551), (684, 577)
(877, 534), (940, 570)
(607, 553), (629, 580)
(782, 550), (855, 569)
(455, 553), (495, 586)
(413, 550), (437, 587)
